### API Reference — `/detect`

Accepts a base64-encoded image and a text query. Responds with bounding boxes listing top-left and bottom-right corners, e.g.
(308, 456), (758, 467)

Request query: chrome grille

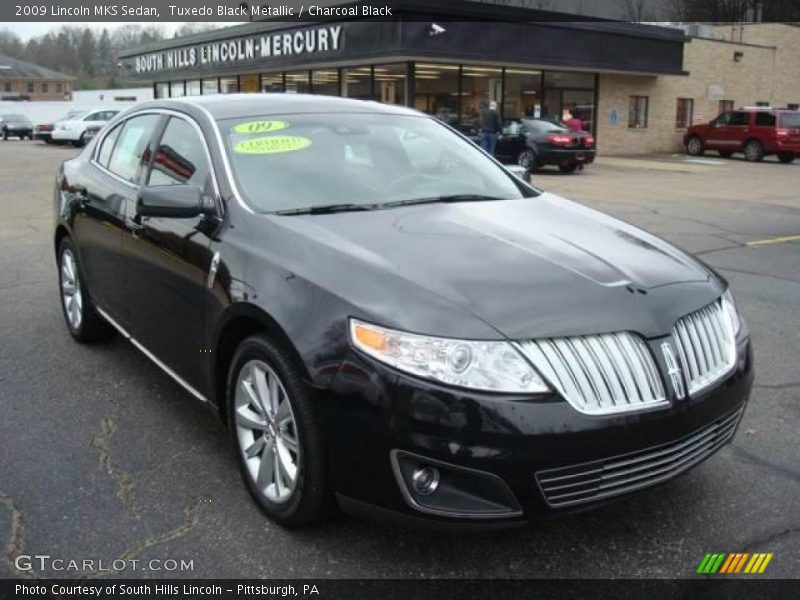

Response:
(673, 299), (736, 397)
(516, 333), (667, 416)
(536, 407), (743, 508)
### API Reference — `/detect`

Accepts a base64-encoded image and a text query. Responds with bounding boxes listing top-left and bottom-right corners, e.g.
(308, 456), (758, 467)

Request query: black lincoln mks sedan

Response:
(54, 95), (753, 528)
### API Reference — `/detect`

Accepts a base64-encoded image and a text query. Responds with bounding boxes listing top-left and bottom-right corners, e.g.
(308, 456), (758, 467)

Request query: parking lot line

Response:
(746, 235), (800, 247)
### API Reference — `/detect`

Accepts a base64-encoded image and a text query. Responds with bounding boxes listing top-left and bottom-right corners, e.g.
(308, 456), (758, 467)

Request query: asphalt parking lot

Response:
(1, 140), (798, 580)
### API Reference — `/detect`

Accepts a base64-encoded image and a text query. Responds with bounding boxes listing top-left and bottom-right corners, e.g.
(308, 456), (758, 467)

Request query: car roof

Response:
(140, 93), (423, 120)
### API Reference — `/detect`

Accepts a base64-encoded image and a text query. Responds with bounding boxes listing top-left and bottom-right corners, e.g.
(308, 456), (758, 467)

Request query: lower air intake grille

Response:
(536, 408), (743, 508)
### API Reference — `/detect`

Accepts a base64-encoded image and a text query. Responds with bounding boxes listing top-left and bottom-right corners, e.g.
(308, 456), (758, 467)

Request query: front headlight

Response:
(722, 289), (741, 335)
(349, 319), (549, 393)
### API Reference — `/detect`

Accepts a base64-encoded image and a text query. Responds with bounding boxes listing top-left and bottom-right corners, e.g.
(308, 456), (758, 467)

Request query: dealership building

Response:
(119, 0), (800, 155)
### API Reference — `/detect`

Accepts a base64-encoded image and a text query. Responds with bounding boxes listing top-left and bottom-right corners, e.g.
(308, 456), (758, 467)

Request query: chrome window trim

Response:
(90, 108), (223, 215)
(95, 306), (208, 403)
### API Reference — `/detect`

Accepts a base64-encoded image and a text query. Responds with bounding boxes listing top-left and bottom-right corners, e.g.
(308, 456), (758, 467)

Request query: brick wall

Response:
(596, 24), (800, 156)
(0, 79), (72, 101)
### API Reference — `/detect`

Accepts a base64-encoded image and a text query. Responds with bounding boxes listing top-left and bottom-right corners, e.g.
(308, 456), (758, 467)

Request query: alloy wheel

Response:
(687, 137), (703, 155)
(745, 140), (763, 161)
(518, 149), (535, 169)
(234, 360), (299, 504)
(60, 248), (83, 330)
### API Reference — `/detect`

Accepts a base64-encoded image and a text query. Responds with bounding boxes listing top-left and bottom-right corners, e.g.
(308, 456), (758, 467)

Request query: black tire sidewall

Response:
(226, 334), (330, 526)
(57, 238), (87, 338)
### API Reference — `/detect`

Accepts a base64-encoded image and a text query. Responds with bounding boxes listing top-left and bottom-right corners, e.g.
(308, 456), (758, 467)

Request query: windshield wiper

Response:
(274, 203), (379, 215)
(380, 194), (506, 209)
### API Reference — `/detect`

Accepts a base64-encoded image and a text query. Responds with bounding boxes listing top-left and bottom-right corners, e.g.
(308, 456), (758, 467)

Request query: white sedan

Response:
(51, 109), (120, 147)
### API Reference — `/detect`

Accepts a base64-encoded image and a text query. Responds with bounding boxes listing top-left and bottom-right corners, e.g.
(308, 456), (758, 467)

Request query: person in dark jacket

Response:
(479, 100), (502, 156)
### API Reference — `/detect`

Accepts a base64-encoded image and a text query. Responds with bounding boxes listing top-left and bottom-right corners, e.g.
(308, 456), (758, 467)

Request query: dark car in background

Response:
(495, 118), (596, 173)
(685, 107), (800, 163)
(0, 113), (34, 140)
(54, 95), (752, 528)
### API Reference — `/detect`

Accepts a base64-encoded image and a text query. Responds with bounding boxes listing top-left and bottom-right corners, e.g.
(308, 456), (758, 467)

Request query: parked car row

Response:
(685, 107), (799, 163)
(1, 108), (119, 147)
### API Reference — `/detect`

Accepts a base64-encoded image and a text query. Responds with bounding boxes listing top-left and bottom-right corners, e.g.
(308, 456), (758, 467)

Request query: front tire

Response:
(57, 237), (113, 343)
(228, 334), (333, 527)
(778, 152), (795, 164)
(744, 139), (764, 162)
(686, 135), (704, 156)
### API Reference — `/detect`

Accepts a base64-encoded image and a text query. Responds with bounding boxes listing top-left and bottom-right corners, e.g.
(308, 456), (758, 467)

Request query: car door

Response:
(719, 111), (751, 150)
(69, 114), (162, 328)
(123, 114), (221, 389)
(495, 121), (524, 162)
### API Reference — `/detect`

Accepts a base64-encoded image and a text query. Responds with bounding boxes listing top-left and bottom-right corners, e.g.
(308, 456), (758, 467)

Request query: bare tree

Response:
(616, 0), (652, 20)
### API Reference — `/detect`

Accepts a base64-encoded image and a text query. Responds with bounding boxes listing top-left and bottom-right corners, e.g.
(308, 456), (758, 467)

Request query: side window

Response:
(755, 112), (776, 127)
(107, 114), (161, 184)
(728, 112), (750, 126)
(97, 123), (122, 168)
(713, 112), (731, 126)
(84, 112), (100, 122)
(147, 117), (212, 192)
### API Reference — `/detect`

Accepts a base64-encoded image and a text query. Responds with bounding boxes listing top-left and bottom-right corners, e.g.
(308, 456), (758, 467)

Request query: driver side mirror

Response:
(137, 185), (215, 219)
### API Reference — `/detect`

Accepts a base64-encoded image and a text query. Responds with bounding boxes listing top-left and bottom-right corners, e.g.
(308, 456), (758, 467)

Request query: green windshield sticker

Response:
(231, 120), (290, 134)
(234, 135), (312, 155)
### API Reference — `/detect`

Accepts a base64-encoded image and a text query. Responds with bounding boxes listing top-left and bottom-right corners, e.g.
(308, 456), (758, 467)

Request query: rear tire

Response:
(559, 162), (579, 174)
(778, 152), (795, 164)
(744, 139), (764, 162)
(686, 135), (704, 156)
(718, 150), (734, 158)
(57, 237), (114, 343)
(517, 148), (537, 172)
(72, 133), (86, 148)
(228, 334), (334, 528)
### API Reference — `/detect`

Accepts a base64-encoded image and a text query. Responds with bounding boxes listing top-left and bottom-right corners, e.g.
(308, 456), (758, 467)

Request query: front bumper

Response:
(319, 335), (753, 526)
(4, 126), (32, 136)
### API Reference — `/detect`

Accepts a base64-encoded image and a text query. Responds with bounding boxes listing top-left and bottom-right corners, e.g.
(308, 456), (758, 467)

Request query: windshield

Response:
(220, 113), (533, 213)
(779, 112), (800, 128)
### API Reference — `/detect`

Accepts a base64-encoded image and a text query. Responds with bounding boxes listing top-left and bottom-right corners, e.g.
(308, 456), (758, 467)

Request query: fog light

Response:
(411, 466), (440, 496)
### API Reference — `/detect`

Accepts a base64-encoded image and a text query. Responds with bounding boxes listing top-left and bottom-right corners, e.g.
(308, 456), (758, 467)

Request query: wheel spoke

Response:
(273, 448), (285, 496)
(256, 443), (275, 491)
(279, 430), (298, 454)
(276, 439), (297, 483)
(240, 379), (264, 415)
(253, 366), (272, 416)
(275, 394), (291, 425)
(244, 436), (266, 459)
(236, 406), (268, 431)
(268, 375), (280, 414)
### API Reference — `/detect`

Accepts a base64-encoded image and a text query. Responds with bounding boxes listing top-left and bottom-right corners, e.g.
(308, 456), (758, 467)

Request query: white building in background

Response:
(71, 87), (153, 103)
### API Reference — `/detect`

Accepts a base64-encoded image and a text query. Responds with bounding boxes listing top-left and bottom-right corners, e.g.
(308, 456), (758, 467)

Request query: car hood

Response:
(268, 192), (719, 340)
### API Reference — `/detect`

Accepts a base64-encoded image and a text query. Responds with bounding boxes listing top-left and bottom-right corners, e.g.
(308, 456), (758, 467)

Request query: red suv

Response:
(685, 108), (800, 163)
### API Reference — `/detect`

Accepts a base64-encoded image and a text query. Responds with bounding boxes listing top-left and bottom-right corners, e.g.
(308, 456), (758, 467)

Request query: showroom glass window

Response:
(155, 82), (169, 99)
(202, 78), (219, 95)
(186, 80), (201, 96)
(148, 117), (212, 196)
(675, 98), (694, 128)
(171, 81), (186, 97)
(311, 69), (340, 96)
(504, 69), (542, 120)
(285, 70), (311, 94)
(461, 65), (502, 130)
(261, 73), (284, 92)
(414, 63), (460, 125)
(106, 114), (161, 184)
(374, 64), (407, 105)
(543, 71), (595, 131)
(629, 95), (649, 129)
(342, 66), (373, 100)
(220, 77), (239, 93)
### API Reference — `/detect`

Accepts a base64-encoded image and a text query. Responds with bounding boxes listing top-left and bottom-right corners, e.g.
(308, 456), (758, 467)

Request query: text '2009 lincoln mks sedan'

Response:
(54, 95), (753, 528)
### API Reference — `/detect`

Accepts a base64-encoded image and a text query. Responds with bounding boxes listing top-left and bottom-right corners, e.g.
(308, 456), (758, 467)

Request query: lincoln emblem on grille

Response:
(661, 341), (686, 399)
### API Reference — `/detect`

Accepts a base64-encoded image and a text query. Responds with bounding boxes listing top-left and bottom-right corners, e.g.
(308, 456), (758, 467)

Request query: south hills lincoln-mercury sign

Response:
(133, 25), (344, 74)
